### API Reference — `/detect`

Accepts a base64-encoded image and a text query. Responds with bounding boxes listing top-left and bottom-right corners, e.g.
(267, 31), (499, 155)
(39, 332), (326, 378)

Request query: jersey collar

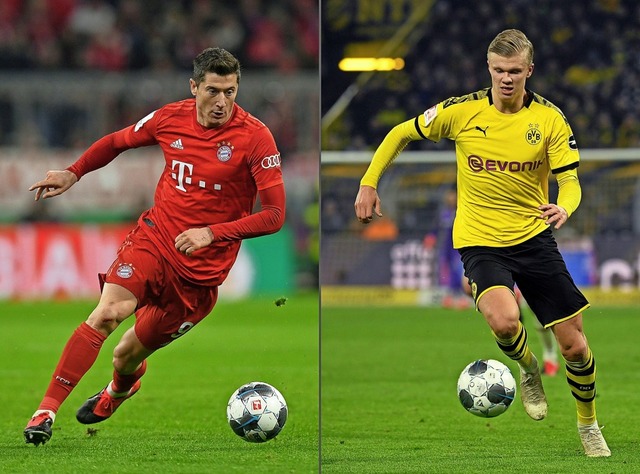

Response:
(487, 88), (535, 108)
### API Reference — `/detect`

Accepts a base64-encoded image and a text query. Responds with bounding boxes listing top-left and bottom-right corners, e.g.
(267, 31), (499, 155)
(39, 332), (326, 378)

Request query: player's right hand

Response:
(354, 185), (382, 224)
(175, 227), (214, 257)
(29, 170), (78, 201)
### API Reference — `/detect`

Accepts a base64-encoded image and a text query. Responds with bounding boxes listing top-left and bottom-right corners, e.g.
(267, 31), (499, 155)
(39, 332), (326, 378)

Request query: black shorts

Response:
(459, 229), (589, 328)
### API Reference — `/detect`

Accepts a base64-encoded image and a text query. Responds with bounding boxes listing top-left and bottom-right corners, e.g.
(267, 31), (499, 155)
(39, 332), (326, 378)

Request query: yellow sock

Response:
(565, 347), (596, 425)
(494, 321), (536, 373)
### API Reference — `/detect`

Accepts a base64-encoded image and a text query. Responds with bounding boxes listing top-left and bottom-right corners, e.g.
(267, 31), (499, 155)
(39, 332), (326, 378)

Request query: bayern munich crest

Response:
(216, 141), (234, 162)
(116, 264), (134, 279)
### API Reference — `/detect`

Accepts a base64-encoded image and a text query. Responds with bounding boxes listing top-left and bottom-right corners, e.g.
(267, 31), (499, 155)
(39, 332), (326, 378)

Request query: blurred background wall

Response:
(0, 0), (319, 299)
(320, 0), (640, 306)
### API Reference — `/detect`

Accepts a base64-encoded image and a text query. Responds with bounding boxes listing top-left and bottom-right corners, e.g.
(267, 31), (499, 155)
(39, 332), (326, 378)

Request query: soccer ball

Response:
(226, 381), (288, 442)
(457, 359), (516, 418)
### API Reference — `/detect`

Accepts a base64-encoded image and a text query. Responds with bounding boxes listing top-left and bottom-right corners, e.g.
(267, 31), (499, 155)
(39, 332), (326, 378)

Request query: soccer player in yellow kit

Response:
(354, 29), (610, 457)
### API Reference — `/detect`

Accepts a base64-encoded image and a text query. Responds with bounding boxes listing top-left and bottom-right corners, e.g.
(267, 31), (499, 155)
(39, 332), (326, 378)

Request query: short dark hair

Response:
(192, 47), (241, 84)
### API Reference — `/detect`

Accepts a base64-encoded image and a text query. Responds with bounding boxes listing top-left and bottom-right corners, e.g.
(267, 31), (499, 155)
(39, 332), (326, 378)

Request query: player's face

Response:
(487, 52), (533, 112)
(190, 73), (239, 128)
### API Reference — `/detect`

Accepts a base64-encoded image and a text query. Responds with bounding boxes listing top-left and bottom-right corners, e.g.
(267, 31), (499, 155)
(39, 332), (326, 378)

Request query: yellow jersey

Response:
(361, 88), (581, 248)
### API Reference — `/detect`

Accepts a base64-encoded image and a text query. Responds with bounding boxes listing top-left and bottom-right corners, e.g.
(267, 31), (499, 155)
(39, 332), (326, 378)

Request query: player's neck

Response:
(492, 88), (527, 114)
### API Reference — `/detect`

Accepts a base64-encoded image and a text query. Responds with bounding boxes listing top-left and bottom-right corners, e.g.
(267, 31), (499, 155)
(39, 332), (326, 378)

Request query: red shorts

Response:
(101, 225), (218, 350)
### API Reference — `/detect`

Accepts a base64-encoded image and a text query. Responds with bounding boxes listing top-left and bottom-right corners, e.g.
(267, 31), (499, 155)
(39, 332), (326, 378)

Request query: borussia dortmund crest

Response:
(471, 281), (478, 300)
(525, 123), (542, 145)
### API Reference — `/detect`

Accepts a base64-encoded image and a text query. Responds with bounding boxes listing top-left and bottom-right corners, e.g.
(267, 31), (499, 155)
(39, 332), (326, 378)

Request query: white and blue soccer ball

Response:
(457, 359), (516, 418)
(226, 381), (288, 442)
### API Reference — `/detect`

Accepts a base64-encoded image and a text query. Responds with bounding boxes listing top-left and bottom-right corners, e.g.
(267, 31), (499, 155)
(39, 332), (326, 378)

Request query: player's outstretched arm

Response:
(354, 185), (382, 224)
(355, 119), (419, 225)
(29, 170), (78, 201)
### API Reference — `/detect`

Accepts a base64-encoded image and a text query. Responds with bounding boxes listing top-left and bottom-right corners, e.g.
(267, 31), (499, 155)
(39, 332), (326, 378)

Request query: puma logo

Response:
(475, 126), (488, 136)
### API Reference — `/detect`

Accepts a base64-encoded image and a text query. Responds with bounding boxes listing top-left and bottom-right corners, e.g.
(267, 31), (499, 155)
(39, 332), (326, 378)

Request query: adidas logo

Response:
(170, 139), (184, 150)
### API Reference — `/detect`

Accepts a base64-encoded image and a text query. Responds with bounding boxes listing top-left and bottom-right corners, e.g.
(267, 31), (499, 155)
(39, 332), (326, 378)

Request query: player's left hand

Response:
(538, 204), (568, 230)
(175, 227), (214, 256)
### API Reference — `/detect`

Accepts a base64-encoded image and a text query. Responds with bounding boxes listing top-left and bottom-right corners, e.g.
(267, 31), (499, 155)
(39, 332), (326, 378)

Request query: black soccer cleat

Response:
(76, 380), (141, 424)
(24, 413), (53, 446)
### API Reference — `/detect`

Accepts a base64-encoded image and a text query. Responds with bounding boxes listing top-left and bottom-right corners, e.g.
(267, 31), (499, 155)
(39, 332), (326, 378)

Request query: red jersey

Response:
(69, 99), (284, 286)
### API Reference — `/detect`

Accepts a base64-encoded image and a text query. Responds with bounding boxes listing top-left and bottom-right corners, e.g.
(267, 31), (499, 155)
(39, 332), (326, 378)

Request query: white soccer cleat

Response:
(578, 421), (611, 457)
(519, 363), (548, 420)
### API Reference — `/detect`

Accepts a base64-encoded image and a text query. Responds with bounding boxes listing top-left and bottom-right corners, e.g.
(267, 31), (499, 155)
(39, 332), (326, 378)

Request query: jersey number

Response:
(170, 321), (194, 339)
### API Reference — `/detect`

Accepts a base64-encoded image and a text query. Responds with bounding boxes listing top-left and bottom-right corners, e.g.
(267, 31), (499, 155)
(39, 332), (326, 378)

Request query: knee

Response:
(86, 301), (135, 336)
(492, 318), (520, 340)
(559, 336), (589, 363)
(479, 291), (521, 339)
(484, 307), (520, 340)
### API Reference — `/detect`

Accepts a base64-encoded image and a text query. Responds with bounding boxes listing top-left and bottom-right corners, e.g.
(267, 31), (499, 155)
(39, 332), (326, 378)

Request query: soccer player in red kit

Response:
(23, 47), (286, 446)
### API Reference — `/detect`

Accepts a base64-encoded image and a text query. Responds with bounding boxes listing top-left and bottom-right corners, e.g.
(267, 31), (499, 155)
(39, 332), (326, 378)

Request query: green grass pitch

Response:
(0, 292), (319, 473)
(321, 304), (640, 473)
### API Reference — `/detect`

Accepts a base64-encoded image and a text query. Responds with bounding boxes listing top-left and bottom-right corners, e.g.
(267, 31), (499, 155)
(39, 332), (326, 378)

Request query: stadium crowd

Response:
(323, 0), (640, 151)
(0, 0), (319, 151)
(0, 0), (318, 71)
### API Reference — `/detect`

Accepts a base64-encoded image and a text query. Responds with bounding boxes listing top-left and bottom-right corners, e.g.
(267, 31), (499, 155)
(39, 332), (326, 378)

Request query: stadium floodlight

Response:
(338, 57), (405, 72)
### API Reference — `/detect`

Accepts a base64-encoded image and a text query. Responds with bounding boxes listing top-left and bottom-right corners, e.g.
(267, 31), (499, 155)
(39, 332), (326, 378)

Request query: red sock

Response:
(39, 322), (106, 413)
(111, 359), (147, 394)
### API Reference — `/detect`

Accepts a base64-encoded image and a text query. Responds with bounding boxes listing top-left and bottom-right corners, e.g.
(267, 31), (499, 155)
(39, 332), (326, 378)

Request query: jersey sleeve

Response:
(66, 109), (161, 179)
(247, 125), (283, 190)
(547, 112), (580, 173)
(120, 109), (161, 148)
(360, 119), (420, 188)
(360, 99), (459, 189)
(209, 183), (286, 241)
(415, 100), (460, 142)
(556, 168), (581, 217)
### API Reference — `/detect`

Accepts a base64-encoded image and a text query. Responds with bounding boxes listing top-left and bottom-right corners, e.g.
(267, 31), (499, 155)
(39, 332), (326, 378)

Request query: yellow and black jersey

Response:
(361, 88), (581, 248)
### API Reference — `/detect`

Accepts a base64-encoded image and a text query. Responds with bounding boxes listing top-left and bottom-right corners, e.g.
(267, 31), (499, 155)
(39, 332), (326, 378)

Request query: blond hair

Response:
(487, 29), (534, 65)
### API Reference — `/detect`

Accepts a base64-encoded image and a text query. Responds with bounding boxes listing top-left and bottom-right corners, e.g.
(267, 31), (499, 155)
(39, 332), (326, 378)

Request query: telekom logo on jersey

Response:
(171, 160), (195, 192)
(170, 160), (223, 192)
(467, 155), (544, 173)
(171, 156), (281, 192)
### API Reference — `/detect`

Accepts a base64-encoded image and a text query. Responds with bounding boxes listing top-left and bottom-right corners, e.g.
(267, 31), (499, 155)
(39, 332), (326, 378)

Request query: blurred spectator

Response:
(83, 29), (129, 71)
(244, 4), (287, 69)
(0, 95), (14, 144)
(68, 0), (116, 37)
(321, 195), (348, 235)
